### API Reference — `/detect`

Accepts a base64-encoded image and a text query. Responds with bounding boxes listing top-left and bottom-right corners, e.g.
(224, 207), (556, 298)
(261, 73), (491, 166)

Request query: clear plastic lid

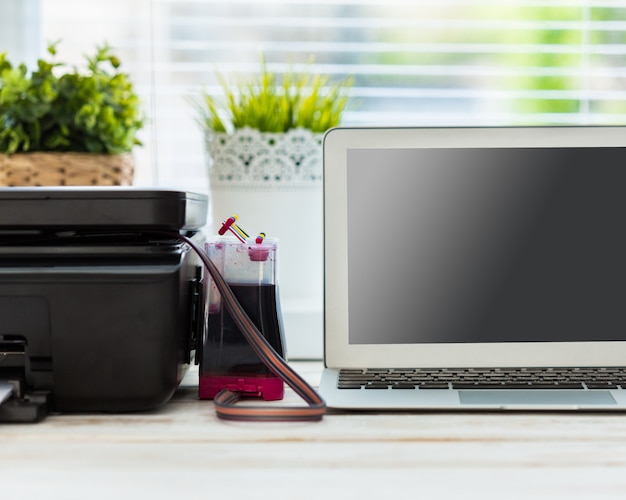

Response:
(205, 237), (279, 313)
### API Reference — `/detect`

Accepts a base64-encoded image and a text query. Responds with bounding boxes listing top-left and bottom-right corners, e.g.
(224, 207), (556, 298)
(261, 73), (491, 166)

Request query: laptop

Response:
(319, 126), (626, 410)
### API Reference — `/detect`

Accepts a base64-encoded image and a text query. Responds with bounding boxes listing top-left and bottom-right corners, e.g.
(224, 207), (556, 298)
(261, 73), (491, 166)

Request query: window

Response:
(0, 0), (41, 68)
(30, 0), (626, 188)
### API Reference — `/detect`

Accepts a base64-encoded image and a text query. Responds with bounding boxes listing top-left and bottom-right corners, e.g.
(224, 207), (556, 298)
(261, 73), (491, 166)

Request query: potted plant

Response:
(0, 43), (143, 186)
(196, 59), (351, 190)
(194, 59), (352, 358)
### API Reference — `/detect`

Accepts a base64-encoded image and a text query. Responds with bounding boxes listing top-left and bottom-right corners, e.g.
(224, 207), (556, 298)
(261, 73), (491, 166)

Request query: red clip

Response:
(218, 216), (237, 236)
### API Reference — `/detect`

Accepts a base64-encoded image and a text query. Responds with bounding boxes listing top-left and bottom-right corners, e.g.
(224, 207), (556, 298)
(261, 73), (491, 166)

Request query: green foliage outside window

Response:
(372, 4), (626, 123)
(503, 6), (583, 116)
(503, 5), (626, 119)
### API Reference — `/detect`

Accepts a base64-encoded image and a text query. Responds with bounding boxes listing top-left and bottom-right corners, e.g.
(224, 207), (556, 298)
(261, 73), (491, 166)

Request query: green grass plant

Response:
(196, 59), (352, 134)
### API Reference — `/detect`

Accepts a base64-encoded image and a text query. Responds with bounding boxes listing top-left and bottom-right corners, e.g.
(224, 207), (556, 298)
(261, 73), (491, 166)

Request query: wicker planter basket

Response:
(0, 152), (134, 186)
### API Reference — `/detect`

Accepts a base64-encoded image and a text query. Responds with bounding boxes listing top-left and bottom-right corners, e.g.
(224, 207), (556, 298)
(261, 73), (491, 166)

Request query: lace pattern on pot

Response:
(206, 128), (323, 190)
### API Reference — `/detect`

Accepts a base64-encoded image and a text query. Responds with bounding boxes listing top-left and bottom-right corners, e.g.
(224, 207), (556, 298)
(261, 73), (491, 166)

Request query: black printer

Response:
(0, 187), (208, 423)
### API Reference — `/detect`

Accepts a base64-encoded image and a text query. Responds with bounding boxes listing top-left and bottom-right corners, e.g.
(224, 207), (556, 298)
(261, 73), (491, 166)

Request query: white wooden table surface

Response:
(3, 361), (626, 500)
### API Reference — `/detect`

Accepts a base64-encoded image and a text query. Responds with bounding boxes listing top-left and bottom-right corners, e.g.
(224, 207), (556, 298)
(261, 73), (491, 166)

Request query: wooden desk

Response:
(3, 361), (626, 499)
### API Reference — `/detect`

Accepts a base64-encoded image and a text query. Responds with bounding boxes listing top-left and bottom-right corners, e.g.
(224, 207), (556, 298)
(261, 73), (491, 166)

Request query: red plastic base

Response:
(198, 374), (284, 401)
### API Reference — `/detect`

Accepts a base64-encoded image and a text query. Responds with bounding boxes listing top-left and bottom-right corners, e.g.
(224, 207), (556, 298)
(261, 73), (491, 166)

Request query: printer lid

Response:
(0, 187), (208, 230)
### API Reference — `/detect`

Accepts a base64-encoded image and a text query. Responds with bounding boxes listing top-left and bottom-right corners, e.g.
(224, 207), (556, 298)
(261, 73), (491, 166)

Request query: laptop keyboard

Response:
(338, 367), (626, 390)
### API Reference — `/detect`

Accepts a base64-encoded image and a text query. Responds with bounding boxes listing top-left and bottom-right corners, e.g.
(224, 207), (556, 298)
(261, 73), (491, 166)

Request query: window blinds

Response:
(39, 0), (626, 187)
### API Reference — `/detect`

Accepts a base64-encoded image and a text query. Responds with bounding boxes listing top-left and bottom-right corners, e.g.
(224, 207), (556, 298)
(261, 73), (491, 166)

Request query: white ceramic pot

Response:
(206, 127), (324, 358)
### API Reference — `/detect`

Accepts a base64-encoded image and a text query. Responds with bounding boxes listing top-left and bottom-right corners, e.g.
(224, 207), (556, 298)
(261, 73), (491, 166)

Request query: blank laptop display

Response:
(319, 126), (626, 410)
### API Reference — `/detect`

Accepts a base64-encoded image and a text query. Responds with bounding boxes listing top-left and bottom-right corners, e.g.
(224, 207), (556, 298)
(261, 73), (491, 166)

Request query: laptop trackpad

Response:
(459, 390), (616, 406)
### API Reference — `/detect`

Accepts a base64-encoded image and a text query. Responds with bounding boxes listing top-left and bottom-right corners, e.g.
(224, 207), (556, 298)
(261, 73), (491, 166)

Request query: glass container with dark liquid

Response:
(199, 238), (285, 400)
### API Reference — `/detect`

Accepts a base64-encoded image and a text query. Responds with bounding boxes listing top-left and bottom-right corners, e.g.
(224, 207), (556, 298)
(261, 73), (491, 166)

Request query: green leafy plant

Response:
(196, 59), (353, 134)
(0, 43), (143, 155)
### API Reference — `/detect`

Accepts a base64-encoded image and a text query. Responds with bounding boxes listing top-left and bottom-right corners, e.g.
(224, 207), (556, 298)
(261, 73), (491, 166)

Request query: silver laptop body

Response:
(319, 126), (626, 410)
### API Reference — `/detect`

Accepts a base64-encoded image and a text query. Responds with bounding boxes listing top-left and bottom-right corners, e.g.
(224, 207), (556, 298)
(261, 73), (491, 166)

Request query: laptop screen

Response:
(325, 127), (626, 367)
(346, 146), (626, 345)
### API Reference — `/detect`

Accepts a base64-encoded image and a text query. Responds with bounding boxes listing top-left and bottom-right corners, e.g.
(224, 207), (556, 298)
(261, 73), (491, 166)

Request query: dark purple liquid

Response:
(202, 283), (285, 376)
